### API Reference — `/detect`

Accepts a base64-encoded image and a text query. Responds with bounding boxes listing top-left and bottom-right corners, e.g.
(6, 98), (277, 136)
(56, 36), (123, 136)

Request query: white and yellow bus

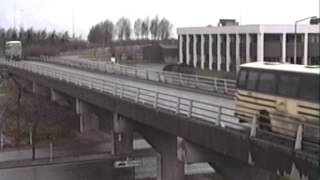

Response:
(235, 62), (320, 138)
(5, 41), (22, 61)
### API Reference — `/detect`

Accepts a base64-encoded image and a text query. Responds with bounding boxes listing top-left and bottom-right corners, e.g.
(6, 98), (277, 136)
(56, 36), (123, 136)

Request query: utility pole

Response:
(20, 9), (23, 28)
(13, 0), (16, 29)
(72, 10), (75, 39)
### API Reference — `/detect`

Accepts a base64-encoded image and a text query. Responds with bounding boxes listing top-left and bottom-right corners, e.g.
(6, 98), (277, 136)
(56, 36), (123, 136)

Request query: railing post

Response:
(113, 83), (117, 96)
(111, 63), (114, 73)
(102, 81), (105, 92)
(179, 73), (183, 85)
(67, 74), (70, 82)
(176, 97), (180, 114)
(120, 84), (124, 98)
(214, 78), (218, 92)
(294, 124), (303, 150)
(216, 106), (221, 126)
(29, 127), (33, 145)
(195, 75), (199, 88)
(0, 132), (4, 149)
(90, 80), (93, 89)
(49, 142), (53, 161)
(224, 79), (228, 94)
(135, 89), (140, 102)
(153, 92), (158, 108)
(188, 100), (193, 117)
(145, 70), (149, 80)
(158, 72), (161, 82)
(135, 68), (138, 78)
(250, 115), (257, 137)
(79, 78), (82, 87)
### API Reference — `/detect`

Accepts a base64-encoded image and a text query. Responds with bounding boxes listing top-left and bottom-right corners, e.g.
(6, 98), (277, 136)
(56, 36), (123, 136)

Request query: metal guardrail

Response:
(1, 60), (319, 155)
(39, 56), (236, 96)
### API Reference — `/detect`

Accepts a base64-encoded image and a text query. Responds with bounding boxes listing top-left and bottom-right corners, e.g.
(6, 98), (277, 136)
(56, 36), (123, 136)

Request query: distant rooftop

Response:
(177, 24), (320, 34)
(178, 18), (320, 34)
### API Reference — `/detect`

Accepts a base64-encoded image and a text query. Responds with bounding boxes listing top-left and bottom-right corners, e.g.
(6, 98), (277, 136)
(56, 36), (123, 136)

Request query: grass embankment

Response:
(0, 79), (78, 147)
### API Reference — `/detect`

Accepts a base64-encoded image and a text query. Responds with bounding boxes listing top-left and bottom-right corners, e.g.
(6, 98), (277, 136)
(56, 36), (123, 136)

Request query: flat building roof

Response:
(177, 24), (320, 34)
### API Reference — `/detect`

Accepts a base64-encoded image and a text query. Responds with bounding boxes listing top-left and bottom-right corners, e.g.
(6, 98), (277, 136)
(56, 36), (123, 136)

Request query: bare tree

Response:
(158, 18), (173, 40)
(134, 18), (142, 40)
(0, 78), (23, 146)
(141, 17), (150, 39)
(150, 16), (160, 40)
(101, 20), (114, 47)
(0, 77), (78, 159)
(116, 17), (131, 40)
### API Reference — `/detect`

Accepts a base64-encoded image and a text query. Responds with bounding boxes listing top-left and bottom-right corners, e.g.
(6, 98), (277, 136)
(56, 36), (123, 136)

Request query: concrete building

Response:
(177, 22), (320, 73)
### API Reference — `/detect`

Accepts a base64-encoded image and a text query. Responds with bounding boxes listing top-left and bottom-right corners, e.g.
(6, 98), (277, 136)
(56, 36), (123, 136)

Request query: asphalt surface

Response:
(24, 60), (234, 108)
(0, 158), (134, 180)
(21, 60), (239, 129)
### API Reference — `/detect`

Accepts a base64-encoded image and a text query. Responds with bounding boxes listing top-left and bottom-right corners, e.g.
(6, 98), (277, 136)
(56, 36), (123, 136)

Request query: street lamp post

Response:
(294, 16), (317, 64)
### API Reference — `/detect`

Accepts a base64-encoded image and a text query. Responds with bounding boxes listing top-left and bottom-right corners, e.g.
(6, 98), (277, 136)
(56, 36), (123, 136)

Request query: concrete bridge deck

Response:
(1, 59), (319, 180)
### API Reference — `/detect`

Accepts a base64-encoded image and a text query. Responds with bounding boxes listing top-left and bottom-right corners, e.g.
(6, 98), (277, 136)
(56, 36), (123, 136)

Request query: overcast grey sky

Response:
(0, 0), (319, 38)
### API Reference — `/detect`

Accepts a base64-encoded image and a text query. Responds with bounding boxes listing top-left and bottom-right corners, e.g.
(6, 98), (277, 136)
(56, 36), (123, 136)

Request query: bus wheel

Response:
(259, 110), (271, 131)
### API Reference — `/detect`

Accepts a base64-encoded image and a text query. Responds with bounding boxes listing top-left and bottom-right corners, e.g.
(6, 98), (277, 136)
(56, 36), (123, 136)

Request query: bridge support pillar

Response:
(94, 110), (114, 133)
(177, 138), (211, 163)
(137, 125), (184, 180)
(50, 88), (70, 106)
(75, 98), (99, 133)
(32, 81), (49, 96)
(209, 155), (278, 180)
(111, 113), (133, 155)
(13, 77), (32, 91)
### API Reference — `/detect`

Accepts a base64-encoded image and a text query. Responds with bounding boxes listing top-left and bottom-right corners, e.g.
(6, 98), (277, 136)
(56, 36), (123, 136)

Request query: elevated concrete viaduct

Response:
(3, 64), (319, 180)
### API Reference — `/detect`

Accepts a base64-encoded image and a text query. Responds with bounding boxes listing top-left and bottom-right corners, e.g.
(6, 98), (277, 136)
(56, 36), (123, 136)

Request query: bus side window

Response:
(237, 69), (247, 88)
(299, 75), (320, 102)
(246, 70), (259, 91)
(278, 73), (300, 98)
(257, 72), (276, 94)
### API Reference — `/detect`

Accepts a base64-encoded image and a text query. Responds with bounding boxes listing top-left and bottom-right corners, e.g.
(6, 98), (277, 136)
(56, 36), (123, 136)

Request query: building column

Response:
(179, 35), (183, 64)
(226, 34), (230, 72)
(246, 33), (251, 63)
(217, 34), (221, 71)
(209, 34), (213, 70)
(235, 34), (240, 73)
(303, 33), (308, 65)
(193, 34), (197, 67)
(186, 35), (190, 65)
(257, 33), (264, 62)
(201, 34), (205, 69)
(281, 33), (286, 63)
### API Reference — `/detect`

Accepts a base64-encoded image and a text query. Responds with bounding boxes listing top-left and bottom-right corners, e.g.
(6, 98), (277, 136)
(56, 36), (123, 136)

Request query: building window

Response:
(309, 33), (320, 43)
